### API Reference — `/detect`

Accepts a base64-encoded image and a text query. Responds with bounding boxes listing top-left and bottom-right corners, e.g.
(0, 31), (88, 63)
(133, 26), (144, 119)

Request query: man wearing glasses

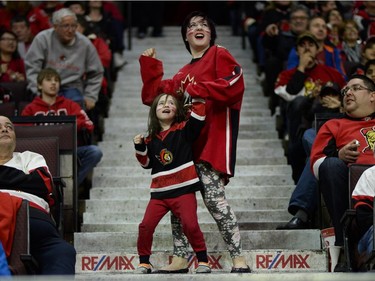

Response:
(25, 8), (103, 111)
(310, 74), (375, 271)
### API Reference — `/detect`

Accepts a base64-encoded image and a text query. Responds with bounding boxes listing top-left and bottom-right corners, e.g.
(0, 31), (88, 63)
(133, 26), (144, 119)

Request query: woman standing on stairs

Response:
(139, 11), (250, 273)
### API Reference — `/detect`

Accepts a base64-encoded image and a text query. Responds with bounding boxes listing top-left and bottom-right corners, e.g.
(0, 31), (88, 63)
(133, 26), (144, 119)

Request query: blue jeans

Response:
(319, 157), (349, 246)
(358, 225), (374, 259)
(59, 88), (84, 108)
(30, 211), (76, 275)
(288, 128), (317, 216)
(0, 243), (10, 276)
(77, 145), (103, 185)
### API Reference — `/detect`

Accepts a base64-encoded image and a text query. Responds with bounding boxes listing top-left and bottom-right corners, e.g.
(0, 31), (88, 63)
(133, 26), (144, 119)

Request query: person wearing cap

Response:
(310, 74), (375, 271)
(275, 31), (346, 183)
(287, 15), (346, 78)
(277, 81), (343, 230)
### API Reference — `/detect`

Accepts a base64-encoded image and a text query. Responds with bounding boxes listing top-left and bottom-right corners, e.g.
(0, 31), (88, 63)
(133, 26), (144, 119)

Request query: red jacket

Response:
(21, 96), (94, 134)
(139, 45), (244, 179)
(311, 115), (375, 179)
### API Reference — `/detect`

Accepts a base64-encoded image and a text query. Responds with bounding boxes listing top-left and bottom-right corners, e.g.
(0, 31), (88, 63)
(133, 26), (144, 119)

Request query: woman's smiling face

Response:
(186, 16), (211, 53)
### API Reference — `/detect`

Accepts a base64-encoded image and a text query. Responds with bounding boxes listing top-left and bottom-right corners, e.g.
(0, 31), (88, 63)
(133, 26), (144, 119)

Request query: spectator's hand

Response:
(338, 139), (360, 163)
(265, 23), (279, 37)
(298, 52), (314, 72)
(142, 48), (156, 58)
(133, 134), (144, 144)
(320, 95), (341, 109)
(85, 98), (96, 111)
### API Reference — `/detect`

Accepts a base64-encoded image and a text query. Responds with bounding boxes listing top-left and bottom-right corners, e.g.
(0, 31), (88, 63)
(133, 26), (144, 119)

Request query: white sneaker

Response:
(196, 262), (211, 273)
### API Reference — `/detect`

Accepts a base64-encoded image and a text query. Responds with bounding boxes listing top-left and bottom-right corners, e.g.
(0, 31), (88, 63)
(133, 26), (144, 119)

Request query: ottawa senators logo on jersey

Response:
(360, 127), (375, 152)
(156, 148), (173, 165)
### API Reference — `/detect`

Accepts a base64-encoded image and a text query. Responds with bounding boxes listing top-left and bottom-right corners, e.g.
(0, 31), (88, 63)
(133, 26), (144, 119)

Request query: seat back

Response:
(15, 137), (60, 177)
(0, 102), (16, 117)
(10, 116), (78, 240)
(7, 200), (33, 275)
(314, 112), (344, 132)
(0, 81), (29, 104)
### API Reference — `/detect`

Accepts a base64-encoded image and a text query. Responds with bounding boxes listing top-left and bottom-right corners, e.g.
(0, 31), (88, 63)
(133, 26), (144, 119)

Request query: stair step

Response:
(92, 174), (294, 187)
(82, 210), (292, 224)
(89, 185), (295, 199)
(74, 229), (322, 252)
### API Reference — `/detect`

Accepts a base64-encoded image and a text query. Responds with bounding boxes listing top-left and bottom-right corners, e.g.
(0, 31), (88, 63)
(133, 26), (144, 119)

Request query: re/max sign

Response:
(81, 254), (223, 271)
(256, 252), (310, 269)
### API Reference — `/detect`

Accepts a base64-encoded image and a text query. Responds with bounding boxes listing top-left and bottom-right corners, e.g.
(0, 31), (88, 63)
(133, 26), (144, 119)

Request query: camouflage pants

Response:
(170, 162), (243, 258)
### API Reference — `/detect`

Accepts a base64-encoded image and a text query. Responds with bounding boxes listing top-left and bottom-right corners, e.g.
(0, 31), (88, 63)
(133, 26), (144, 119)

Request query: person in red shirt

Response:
(21, 68), (102, 195)
(0, 30), (25, 83)
(310, 74), (375, 271)
(0, 1), (51, 37)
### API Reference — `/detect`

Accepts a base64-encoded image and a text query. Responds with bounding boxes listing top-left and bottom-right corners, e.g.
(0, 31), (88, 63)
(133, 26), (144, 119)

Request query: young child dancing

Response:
(133, 93), (210, 274)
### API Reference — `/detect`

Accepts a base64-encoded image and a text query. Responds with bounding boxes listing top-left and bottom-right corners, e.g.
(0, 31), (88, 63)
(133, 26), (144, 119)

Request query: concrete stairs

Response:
(74, 26), (327, 277)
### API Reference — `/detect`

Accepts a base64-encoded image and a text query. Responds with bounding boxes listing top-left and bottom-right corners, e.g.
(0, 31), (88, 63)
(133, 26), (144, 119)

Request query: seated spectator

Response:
(353, 1), (375, 41)
(38, 0), (64, 22)
(76, 14), (111, 140)
(242, 1), (267, 64)
(277, 82), (343, 230)
(255, 0), (292, 78)
(0, 30), (25, 83)
(64, 1), (86, 16)
(25, 8), (103, 111)
(21, 68), (103, 197)
(287, 15), (347, 78)
(345, 36), (375, 77)
(310, 74), (375, 271)
(325, 8), (344, 47)
(0, 1), (51, 37)
(365, 59), (375, 82)
(85, 0), (126, 69)
(262, 4), (310, 114)
(10, 15), (34, 59)
(337, 20), (362, 76)
(352, 165), (375, 266)
(0, 115), (76, 274)
(275, 32), (346, 182)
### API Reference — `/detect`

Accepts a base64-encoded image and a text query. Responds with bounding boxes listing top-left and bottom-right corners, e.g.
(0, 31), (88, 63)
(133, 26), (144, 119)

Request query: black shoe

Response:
(230, 266), (251, 273)
(276, 217), (308, 230)
(334, 262), (350, 272)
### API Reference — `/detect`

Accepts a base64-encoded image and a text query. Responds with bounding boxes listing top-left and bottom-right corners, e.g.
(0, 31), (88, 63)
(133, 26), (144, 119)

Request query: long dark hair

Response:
(181, 11), (217, 54)
(147, 93), (186, 139)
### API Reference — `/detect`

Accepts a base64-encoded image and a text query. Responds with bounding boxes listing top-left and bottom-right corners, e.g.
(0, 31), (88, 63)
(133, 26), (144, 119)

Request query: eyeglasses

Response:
(58, 24), (78, 31)
(341, 84), (374, 96)
(187, 21), (209, 30)
(0, 37), (16, 42)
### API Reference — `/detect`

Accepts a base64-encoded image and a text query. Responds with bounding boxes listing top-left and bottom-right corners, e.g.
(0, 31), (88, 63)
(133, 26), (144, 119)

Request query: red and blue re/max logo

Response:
(82, 256), (135, 271)
(256, 251), (310, 269)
